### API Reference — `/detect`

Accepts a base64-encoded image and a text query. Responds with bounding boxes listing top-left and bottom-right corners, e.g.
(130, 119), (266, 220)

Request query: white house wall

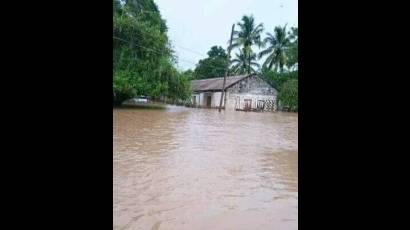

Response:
(225, 75), (277, 111)
(197, 92), (207, 107)
(211, 91), (223, 107)
(191, 75), (277, 110)
(199, 93), (206, 106)
(191, 93), (200, 106)
(191, 92), (224, 108)
(225, 93), (276, 111)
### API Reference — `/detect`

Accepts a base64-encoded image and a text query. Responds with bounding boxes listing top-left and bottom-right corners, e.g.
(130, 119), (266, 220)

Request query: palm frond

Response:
(268, 55), (276, 70)
(251, 61), (260, 67)
(230, 42), (240, 49)
(266, 32), (274, 38)
(254, 23), (264, 34)
(263, 36), (273, 44)
(258, 47), (273, 59)
(231, 58), (241, 64)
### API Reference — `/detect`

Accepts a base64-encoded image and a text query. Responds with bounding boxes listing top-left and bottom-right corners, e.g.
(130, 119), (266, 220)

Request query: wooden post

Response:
(219, 24), (235, 112)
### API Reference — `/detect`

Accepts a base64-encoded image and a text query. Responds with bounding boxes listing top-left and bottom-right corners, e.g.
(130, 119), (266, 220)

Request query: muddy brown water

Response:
(113, 106), (298, 230)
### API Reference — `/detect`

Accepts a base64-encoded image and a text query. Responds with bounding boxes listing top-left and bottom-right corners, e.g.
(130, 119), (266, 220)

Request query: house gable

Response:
(226, 74), (277, 96)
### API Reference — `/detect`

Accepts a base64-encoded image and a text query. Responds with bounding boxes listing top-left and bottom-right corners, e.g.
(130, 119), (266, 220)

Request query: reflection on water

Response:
(113, 106), (298, 230)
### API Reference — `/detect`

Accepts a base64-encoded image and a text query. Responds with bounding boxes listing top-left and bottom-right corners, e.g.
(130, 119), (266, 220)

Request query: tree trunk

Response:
(248, 52), (251, 74)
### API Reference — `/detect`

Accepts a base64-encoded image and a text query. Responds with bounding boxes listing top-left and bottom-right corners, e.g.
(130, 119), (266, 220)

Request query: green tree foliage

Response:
(231, 49), (260, 74)
(164, 62), (191, 102)
(255, 23), (297, 111)
(259, 25), (291, 73)
(182, 69), (195, 80)
(113, 0), (190, 105)
(193, 46), (228, 79)
(262, 69), (297, 90)
(278, 79), (298, 111)
(286, 27), (298, 71)
(261, 69), (298, 111)
(231, 15), (264, 74)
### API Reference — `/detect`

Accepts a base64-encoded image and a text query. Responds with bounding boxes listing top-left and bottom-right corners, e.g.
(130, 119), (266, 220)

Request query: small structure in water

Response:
(189, 74), (278, 112)
(121, 96), (166, 109)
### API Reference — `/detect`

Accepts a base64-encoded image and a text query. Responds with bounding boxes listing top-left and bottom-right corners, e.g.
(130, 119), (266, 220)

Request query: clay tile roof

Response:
(190, 74), (250, 92)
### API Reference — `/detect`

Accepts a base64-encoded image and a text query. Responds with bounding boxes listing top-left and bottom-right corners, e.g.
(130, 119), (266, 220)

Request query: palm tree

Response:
(231, 15), (264, 74)
(231, 49), (260, 74)
(259, 24), (291, 73)
(286, 27), (298, 71)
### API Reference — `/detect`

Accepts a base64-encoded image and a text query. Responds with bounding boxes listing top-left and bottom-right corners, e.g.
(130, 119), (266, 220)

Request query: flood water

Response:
(113, 106), (298, 230)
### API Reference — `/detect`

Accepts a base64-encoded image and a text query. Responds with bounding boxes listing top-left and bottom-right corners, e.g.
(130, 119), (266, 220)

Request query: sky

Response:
(155, 0), (298, 71)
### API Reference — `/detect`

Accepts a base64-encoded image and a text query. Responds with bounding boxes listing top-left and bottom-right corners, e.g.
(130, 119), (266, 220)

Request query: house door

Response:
(206, 95), (212, 107)
(192, 96), (196, 107)
(244, 99), (252, 110)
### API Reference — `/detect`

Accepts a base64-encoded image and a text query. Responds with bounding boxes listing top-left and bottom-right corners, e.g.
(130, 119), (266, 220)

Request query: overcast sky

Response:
(155, 0), (298, 71)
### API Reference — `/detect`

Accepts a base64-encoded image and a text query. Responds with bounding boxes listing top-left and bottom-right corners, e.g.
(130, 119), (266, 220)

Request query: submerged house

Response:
(190, 74), (278, 111)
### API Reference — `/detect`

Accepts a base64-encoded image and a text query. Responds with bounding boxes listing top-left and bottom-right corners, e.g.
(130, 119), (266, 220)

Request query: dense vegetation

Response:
(277, 79), (298, 111)
(193, 46), (228, 79)
(262, 70), (298, 111)
(112, 0), (297, 111)
(113, 0), (191, 105)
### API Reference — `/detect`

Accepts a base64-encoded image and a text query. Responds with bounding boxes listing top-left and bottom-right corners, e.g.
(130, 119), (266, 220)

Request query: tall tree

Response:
(231, 15), (264, 74)
(113, 0), (190, 105)
(259, 25), (291, 73)
(231, 49), (260, 74)
(194, 46), (229, 79)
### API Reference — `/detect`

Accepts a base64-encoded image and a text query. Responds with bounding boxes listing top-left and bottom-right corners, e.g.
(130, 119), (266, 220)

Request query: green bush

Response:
(278, 79), (298, 112)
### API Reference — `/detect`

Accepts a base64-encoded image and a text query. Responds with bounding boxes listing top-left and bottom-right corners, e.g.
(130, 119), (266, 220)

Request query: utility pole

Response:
(219, 24), (235, 112)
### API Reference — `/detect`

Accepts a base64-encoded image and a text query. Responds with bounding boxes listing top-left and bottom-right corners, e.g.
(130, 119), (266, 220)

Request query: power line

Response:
(113, 35), (236, 71)
(115, 31), (207, 58)
(114, 24), (208, 57)
(173, 45), (206, 57)
(113, 35), (165, 54)
(116, 5), (208, 57)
